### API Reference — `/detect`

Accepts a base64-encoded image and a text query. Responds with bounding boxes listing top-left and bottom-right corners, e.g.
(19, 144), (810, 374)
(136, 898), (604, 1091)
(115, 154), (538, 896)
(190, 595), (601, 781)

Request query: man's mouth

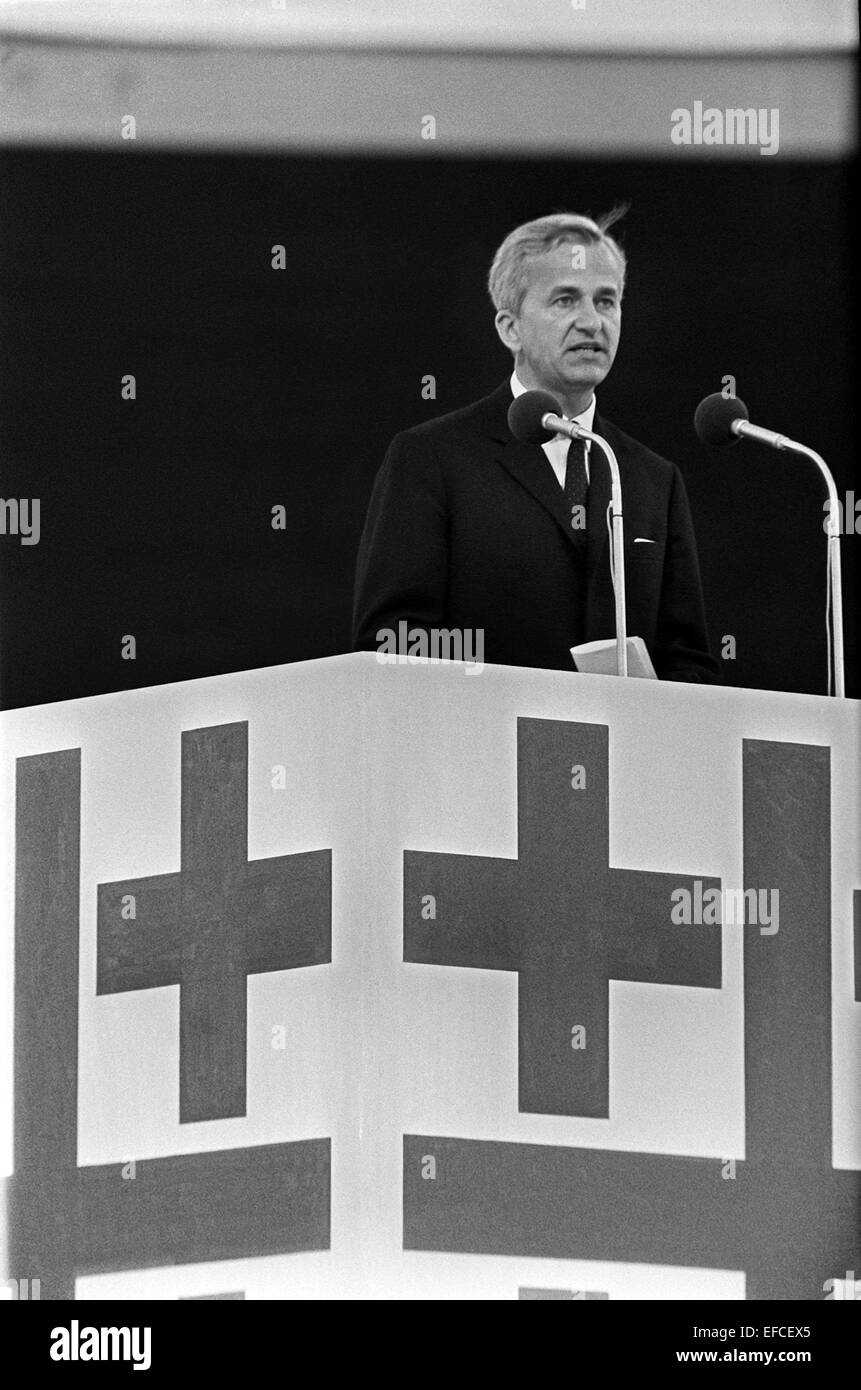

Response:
(567, 343), (604, 355)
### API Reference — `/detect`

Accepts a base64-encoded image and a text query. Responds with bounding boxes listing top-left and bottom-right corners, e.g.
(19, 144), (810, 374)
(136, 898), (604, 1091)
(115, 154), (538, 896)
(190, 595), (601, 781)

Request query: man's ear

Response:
(494, 308), (520, 354)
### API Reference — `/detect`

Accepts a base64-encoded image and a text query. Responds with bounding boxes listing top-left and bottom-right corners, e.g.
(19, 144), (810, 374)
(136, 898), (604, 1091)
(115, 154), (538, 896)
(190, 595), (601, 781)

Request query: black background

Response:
(0, 149), (855, 707)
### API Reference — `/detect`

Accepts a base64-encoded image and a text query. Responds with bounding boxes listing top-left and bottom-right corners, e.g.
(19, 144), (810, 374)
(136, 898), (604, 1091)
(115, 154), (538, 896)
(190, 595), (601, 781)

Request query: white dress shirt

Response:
(510, 370), (596, 487)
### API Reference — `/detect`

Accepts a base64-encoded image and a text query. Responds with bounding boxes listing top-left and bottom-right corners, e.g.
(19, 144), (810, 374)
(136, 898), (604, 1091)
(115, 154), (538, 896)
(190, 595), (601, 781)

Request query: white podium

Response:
(1, 654), (859, 1299)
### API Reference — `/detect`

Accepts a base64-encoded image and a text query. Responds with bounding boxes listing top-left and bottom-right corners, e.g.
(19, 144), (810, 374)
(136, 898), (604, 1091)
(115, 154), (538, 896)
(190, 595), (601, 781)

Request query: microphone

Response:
(507, 389), (629, 678)
(693, 392), (797, 451)
(693, 392), (845, 698)
(508, 389), (590, 445)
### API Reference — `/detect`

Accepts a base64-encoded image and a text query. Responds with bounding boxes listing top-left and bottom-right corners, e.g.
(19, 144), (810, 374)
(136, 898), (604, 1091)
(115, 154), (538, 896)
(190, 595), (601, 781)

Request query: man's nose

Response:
(572, 300), (602, 334)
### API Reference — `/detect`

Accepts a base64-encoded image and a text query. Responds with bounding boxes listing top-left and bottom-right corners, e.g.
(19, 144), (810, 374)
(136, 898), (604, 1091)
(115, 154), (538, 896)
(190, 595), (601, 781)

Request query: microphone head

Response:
(507, 389), (563, 445)
(694, 392), (750, 447)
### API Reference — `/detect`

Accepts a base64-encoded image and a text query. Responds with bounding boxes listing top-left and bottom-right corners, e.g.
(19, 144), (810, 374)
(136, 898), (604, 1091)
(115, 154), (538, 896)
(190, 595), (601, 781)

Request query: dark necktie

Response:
(562, 437), (589, 539)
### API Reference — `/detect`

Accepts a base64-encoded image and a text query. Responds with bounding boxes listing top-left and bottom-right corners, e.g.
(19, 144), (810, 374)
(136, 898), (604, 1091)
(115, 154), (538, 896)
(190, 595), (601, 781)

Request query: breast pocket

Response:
(627, 538), (665, 566)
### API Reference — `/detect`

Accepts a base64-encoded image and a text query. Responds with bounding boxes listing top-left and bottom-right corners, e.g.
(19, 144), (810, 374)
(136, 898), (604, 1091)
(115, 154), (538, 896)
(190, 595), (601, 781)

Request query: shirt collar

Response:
(510, 369), (597, 436)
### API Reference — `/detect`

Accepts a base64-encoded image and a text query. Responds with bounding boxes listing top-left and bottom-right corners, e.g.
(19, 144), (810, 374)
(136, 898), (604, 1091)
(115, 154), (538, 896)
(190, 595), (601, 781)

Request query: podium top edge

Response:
(0, 651), (858, 725)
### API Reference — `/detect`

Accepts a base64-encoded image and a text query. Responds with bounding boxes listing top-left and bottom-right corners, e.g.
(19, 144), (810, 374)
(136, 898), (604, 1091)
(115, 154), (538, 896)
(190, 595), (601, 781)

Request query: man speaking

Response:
(352, 211), (720, 682)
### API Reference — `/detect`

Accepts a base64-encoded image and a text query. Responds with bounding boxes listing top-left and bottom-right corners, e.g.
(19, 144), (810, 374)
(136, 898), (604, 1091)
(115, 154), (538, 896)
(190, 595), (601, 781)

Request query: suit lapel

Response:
(483, 380), (591, 553)
(497, 436), (578, 542)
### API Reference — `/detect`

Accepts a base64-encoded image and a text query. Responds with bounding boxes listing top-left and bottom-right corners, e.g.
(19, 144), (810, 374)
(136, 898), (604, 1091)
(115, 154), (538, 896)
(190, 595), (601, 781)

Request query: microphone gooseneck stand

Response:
(579, 425), (627, 679)
(745, 428), (845, 699)
(553, 415), (627, 678)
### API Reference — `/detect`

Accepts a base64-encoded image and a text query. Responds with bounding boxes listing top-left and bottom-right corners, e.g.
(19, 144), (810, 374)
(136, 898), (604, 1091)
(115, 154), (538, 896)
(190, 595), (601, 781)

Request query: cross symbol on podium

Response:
(9, 725), (334, 1298)
(97, 721), (332, 1121)
(403, 736), (861, 1299)
(404, 719), (722, 1117)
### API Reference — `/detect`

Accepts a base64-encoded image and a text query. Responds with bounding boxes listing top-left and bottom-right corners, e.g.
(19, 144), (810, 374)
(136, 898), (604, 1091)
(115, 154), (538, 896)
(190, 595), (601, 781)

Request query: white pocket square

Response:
(633, 537), (656, 544)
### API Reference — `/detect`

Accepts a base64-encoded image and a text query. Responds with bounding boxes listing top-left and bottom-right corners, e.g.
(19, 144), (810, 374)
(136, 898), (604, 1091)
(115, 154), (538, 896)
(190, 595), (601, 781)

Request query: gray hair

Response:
(487, 208), (628, 315)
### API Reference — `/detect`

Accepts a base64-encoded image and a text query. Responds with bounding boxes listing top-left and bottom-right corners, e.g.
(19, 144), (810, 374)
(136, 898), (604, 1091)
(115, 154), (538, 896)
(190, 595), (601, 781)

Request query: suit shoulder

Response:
(390, 389), (501, 451)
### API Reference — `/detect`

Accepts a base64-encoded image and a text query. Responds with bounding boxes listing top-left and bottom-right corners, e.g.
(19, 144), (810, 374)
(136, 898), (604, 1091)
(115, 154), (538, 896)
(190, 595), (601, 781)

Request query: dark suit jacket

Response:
(352, 379), (720, 682)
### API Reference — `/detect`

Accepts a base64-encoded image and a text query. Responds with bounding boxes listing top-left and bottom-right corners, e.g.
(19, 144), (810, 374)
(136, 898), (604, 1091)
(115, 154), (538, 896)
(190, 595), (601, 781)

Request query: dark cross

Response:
(8, 738), (332, 1300)
(97, 721), (331, 1122)
(403, 738), (861, 1299)
(404, 719), (721, 1117)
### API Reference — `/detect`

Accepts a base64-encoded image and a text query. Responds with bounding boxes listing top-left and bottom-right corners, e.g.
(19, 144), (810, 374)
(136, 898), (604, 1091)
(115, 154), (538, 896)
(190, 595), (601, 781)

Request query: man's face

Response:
(496, 239), (623, 408)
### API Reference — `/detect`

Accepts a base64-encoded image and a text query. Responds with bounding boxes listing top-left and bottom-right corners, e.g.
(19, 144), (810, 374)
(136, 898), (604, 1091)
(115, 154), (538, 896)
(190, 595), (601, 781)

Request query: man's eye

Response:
(598, 297), (617, 308)
(555, 296), (573, 306)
